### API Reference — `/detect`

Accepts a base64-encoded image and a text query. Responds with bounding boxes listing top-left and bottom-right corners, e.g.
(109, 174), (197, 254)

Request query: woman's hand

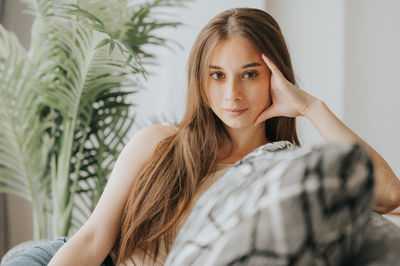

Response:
(253, 54), (318, 126)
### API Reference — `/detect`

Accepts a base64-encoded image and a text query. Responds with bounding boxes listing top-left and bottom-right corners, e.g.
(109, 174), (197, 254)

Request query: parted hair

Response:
(113, 7), (300, 265)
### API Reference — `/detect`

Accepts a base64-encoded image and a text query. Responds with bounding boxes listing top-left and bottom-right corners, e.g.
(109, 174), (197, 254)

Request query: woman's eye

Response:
(210, 72), (225, 80)
(243, 71), (258, 79)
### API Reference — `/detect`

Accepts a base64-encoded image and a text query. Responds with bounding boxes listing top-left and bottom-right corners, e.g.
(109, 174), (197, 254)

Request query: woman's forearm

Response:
(48, 231), (104, 266)
(303, 99), (400, 214)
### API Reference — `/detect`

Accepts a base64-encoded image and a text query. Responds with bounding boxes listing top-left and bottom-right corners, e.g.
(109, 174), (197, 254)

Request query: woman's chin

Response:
(222, 119), (253, 129)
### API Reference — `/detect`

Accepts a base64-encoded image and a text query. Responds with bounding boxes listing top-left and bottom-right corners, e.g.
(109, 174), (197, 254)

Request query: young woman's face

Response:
(206, 36), (271, 129)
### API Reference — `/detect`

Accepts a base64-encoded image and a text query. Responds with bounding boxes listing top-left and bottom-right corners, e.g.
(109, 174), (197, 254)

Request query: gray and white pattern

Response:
(353, 211), (400, 266)
(165, 141), (374, 266)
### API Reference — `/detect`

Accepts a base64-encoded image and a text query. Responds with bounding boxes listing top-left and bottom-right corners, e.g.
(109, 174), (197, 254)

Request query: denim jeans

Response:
(3, 237), (115, 266)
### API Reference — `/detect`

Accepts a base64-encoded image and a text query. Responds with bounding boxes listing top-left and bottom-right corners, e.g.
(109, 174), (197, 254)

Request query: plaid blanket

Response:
(165, 141), (374, 266)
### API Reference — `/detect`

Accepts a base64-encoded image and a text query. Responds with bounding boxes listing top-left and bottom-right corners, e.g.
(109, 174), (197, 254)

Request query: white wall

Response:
(344, 0), (400, 176)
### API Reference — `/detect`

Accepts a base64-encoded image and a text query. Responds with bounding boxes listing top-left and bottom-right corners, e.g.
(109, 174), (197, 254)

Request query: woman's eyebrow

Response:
(209, 65), (222, 69)
(241, 62), (261, 68)
(209, 62), (262, 69)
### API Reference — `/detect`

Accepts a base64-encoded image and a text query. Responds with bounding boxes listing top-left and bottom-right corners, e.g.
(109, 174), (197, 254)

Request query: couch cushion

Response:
(165, 141), (374, 266)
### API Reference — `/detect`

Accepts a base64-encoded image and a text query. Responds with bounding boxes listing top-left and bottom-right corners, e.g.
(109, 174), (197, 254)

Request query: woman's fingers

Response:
(253, 54), (282, 126)
(254, 53), (302, 126)
(261, 54), (283, 78)
(253, 105), (279, 126)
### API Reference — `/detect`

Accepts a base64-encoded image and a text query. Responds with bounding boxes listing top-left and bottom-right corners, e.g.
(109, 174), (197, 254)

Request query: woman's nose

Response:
(224, 77), (242, 101)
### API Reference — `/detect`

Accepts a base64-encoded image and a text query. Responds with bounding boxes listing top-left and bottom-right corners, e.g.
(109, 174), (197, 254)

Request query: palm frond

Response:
(35, 14), (142, 235)
(70, 89), (135, 226)
(20, 0), (53, 18)
(1, 0), (185, 238)
(0, 24), (55, 238)
(62, 0), (184, 72)
(20, 0), (56, 60)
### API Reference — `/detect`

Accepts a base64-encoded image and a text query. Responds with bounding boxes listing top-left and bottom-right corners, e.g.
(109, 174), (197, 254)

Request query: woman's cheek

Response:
(263, 82), (272, 107)
(265, 96), (272, 108)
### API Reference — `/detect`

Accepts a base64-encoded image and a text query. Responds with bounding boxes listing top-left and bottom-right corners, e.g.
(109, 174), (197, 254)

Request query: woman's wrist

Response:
(301, 97), (325, 118)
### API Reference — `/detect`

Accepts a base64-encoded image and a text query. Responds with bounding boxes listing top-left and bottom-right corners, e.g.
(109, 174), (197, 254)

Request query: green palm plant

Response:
(0, 0), (184, 239)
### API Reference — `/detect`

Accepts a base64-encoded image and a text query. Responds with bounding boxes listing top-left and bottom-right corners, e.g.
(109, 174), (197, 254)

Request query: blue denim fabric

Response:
(3, 237), (115, 266)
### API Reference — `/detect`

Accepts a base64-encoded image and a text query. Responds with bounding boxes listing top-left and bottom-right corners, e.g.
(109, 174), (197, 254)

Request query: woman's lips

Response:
(224, 108), (248, 116)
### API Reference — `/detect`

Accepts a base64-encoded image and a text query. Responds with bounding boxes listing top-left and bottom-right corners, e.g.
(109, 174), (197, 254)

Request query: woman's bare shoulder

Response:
(146, 123), (179, 135)
(133, 123), (178, 147)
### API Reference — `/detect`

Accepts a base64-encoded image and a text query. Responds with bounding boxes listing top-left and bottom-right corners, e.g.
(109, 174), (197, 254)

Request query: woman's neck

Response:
(219, 122), (269, 164)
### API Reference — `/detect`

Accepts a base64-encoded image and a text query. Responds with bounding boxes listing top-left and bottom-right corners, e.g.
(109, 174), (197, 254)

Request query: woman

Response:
(6, 7), (400, 266)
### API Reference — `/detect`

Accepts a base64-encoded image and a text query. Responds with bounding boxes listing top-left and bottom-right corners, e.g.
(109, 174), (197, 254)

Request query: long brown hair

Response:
(114, 8), (300, 264)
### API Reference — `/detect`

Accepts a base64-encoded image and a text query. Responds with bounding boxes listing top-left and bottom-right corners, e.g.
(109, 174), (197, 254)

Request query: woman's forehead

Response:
(208, 36), (261, 67)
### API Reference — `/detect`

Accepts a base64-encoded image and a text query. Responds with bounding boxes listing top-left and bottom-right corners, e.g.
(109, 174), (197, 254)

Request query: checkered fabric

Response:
(165, 141), (374, 266)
